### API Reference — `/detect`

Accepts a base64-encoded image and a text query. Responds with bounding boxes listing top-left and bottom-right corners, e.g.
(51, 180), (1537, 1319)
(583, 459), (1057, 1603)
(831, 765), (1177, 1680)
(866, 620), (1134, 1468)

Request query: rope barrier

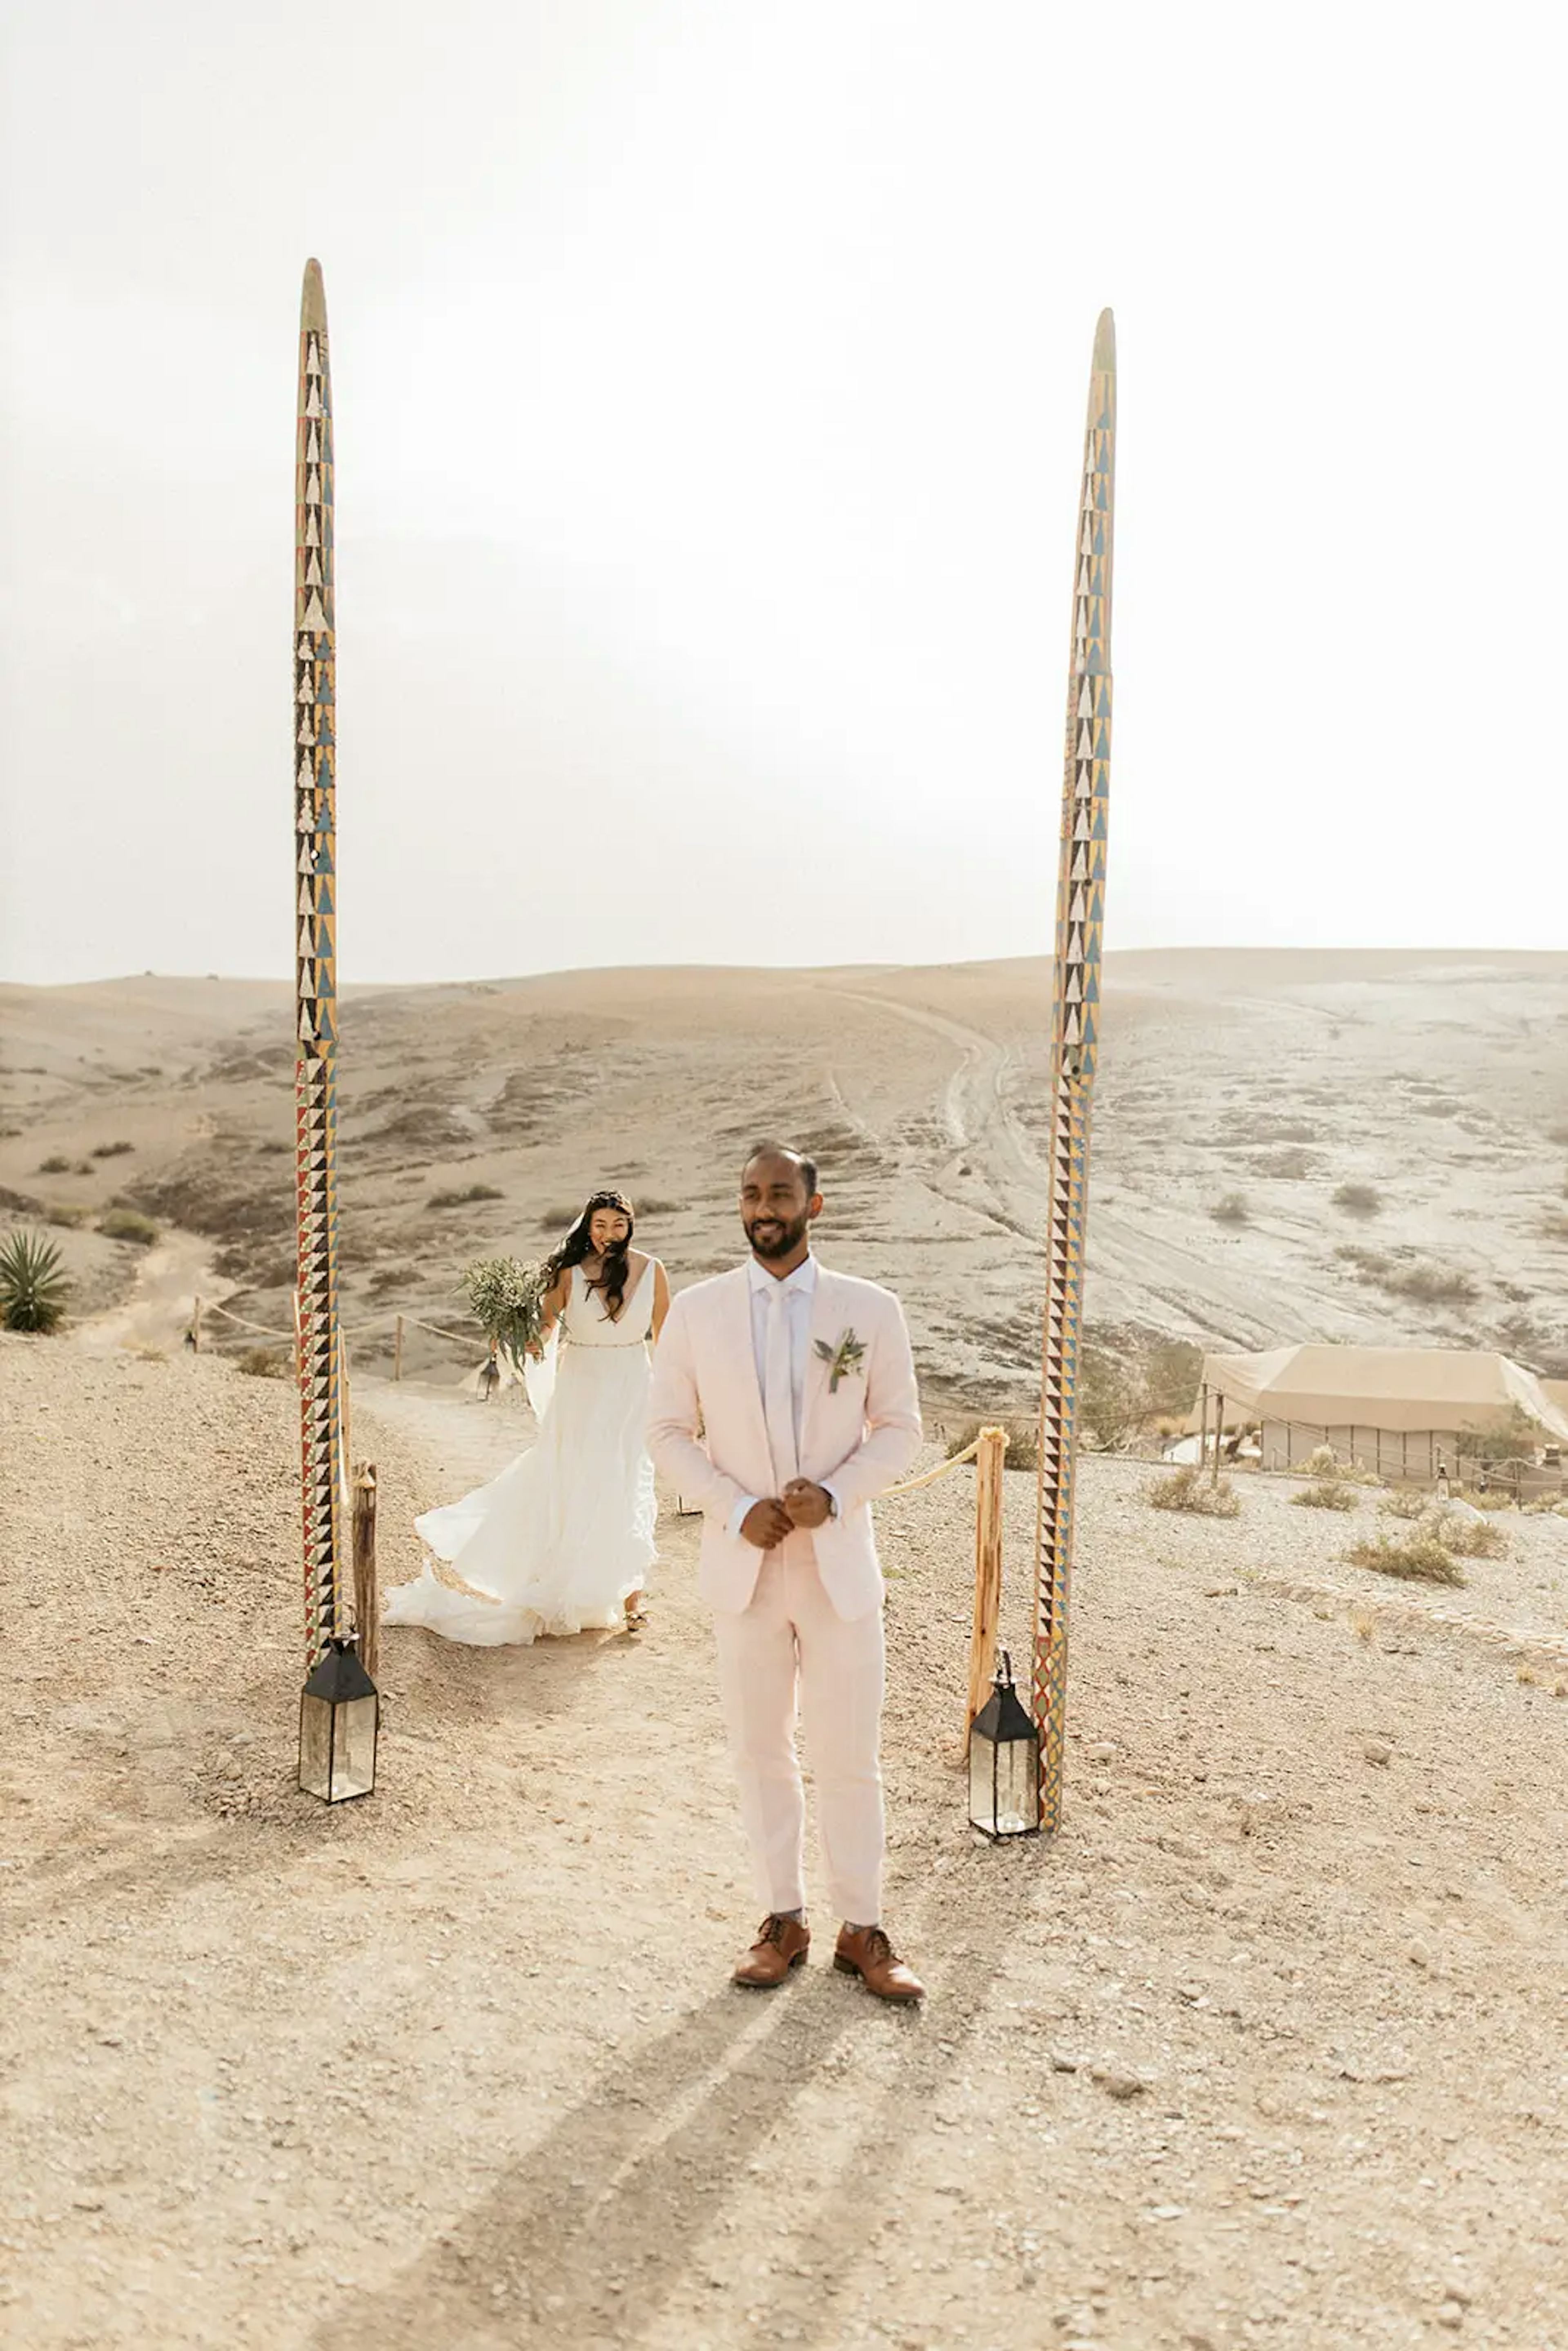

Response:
(205, 1302), (294, 1340)
(881, 1436), (982, 1498)
(199, 1298), (480, 1349)
(401, 1315), (484, 1347)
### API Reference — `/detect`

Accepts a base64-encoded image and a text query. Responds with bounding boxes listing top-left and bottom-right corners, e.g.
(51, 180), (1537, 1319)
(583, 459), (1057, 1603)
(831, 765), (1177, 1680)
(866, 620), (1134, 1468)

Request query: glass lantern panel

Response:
(299, 1693), (334, 1800)
(329, 1694), (378, 1801)
(969, 1735), (1003, 1834)
(994, 1737), (1038, 1836)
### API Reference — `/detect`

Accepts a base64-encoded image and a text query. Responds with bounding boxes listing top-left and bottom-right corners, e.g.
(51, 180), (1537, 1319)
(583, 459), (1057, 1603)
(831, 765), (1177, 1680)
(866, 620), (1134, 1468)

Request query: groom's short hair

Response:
(743, 1140), (819, 1195)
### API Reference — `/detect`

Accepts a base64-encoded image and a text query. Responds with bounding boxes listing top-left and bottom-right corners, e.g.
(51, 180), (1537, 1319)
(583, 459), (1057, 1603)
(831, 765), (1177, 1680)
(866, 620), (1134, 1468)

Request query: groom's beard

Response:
(746, 1211), (811, 1261)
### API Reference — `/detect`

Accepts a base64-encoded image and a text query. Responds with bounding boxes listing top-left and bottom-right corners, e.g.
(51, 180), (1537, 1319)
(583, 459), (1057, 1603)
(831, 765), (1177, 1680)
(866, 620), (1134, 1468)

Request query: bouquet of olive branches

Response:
(462, 1254), (550, 1370)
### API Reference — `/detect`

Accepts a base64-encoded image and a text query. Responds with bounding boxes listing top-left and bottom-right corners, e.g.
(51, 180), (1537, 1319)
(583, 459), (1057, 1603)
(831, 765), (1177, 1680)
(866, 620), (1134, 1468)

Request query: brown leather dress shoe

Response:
(833, 1924), (924, 2002)
(733, 1914), (811, 1988)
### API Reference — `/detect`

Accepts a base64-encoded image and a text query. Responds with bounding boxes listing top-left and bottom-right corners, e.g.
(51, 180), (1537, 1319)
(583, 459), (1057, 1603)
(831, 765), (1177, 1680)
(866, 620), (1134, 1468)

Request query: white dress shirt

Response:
(726, 1254), (841, 1539)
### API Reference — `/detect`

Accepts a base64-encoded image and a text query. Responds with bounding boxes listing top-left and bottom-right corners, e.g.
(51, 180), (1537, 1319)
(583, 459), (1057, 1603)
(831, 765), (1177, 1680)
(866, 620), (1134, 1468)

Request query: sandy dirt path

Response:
(4, 1336), (1567, 2350)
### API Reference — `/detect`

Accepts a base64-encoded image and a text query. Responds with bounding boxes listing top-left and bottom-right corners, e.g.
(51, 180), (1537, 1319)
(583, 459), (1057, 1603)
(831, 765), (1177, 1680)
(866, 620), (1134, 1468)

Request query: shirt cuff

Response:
(821, 1481), (842, 1521)
(728, 1495), (761, 1541)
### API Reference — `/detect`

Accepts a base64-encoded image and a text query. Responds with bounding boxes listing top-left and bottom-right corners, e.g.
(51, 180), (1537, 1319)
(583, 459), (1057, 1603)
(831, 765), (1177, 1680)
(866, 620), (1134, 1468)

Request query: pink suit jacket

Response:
(645, 1261), (923, 1620)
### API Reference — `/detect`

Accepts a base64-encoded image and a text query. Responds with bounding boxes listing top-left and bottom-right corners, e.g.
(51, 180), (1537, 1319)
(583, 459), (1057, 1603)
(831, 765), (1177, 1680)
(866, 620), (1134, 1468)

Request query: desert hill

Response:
(4, 949), (1567, 1405)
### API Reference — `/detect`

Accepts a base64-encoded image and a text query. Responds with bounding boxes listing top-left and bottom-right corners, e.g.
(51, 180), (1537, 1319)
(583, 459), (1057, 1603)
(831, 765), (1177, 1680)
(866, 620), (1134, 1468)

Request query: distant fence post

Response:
(352, 1463), (379, 1682)
(393, 1314), (404, 1383)
(964, 1426), (1007, 1750)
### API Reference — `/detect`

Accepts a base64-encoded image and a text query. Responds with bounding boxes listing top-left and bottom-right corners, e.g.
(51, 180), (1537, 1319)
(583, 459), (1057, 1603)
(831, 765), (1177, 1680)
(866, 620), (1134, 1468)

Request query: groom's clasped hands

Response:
(740, 1478), (833, 1550)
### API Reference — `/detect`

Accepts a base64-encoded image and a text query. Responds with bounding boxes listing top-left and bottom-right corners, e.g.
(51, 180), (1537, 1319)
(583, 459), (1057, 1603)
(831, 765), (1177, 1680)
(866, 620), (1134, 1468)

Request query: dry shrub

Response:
(45, 1202), (89, 1229)
(1149, 1465), (1242, 1518)
(90, 1140), (135, 1159)
(1522, 1493), (1568, 1516)
(1383, 1261), (1479, 1305)
(1211, 1193), (1250, 1225)
(1348, 1603), (1378, 1643)
(1430, 1508), (1507, 1561)
(1452, 1484), (1515, 1513)
(1332, 1182), (1383, 1214)
(944, 1418), (1040, 1471)
(1292, 1478), (1358, 1512)
(238, 1346), (291, 1380)
(428, 1183), (504, 1210)
(1379, 1487), (1428, 1521)
(1300, 1443), (1379, 1487)
(1347, 1529), (1466, 1586)
(99, 1208), (159, 1247)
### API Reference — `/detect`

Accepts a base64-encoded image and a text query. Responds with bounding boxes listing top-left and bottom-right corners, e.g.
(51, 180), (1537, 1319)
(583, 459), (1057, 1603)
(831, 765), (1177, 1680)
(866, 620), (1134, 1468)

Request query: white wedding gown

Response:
(383, 1261), (658, 1645)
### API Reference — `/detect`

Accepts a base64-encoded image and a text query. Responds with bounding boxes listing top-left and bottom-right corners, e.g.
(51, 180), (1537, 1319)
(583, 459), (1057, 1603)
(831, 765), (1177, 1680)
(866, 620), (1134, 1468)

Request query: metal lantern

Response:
(969, 1650), (1040, 1839)
(299, 1636), (379, 1803)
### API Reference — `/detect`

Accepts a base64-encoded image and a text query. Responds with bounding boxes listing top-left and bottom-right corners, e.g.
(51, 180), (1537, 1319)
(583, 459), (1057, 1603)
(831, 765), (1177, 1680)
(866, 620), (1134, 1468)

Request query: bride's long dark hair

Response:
(543, 1188), (637, 1319)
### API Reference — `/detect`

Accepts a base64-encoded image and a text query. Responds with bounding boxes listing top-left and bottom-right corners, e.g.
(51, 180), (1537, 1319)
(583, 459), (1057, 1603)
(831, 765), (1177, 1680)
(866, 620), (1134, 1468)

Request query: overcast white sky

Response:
(1, 2), (1562, 987)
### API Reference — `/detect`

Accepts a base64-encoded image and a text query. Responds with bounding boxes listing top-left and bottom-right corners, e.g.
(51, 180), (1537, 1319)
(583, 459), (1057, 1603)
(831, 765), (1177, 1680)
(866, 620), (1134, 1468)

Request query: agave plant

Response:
(0, 1227), (70, 1333)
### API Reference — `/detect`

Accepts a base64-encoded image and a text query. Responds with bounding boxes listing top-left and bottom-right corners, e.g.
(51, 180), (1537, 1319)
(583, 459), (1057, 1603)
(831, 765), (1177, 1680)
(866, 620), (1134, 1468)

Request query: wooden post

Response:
(394, 1314), (404, 1383)
(1212, 1391), (1225, 1485)
(192, 1295), (203, 1353)
(1196, 1382), (1209, 1475)
(964, 1426), (1007, 1750)
(352, 1463), (379, 1683)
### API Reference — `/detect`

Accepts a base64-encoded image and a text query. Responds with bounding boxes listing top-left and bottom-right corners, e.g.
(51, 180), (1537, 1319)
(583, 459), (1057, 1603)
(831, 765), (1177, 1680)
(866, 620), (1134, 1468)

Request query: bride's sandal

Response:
(623, 1598), (648, 1633)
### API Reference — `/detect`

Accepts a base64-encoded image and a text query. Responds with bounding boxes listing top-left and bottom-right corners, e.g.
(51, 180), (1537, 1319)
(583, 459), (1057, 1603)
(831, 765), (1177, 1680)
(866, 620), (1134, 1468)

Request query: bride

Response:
(383, 1189), (669, 1645)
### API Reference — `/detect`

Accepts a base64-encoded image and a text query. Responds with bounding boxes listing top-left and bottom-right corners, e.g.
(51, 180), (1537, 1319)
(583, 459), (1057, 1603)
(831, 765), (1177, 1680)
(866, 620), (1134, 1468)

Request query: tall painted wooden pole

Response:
(293, 259), (345, 1674)
(1032, 309), (1115, 1832)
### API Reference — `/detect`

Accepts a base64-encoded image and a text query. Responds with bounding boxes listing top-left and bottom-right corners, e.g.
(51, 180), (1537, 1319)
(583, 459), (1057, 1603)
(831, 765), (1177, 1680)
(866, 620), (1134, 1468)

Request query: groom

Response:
(646, 1143), (925, 2001)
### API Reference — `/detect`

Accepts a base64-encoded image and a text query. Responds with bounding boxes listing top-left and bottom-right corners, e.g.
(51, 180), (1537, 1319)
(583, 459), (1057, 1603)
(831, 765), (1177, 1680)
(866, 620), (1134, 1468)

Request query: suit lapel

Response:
(723, 1265), (773, 1478)
(801, 1267), (842, 1458)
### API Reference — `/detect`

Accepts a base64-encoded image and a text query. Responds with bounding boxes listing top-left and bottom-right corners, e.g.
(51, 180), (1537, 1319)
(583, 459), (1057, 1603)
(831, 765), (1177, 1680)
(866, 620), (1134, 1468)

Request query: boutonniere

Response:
(814, 1328), (866, 1393)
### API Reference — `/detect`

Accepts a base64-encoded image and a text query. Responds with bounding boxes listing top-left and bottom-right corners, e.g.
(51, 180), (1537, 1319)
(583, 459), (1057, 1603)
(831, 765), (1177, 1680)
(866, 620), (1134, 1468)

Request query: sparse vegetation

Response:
(1297, 1443), (1380, 1487)
(99, 1208), (160, 1247)
(944, 1418), (1040, 1471)
(238, 1346), (291, 1379)
(539, 1204), (586, 1231)
(1537, 1211), (1568, 1243)
(1347, 1529), (1466, 1585)
(1212, 1193), (1250, 1225)
(1252, 1147), (1317, 1180)
(635, 1197), (683, 1217)
(1149, 1464), (1242, 1518)
(1292, 1476), (1359, 1511)
(0, 1228), (70, 1333)
(1379, 1487), (1428, 1521)
(1143, 1338), (1203, 1421)
(1383, 1261), (1479, 1305)
(1431, 1508), (1508, 1560)
(1462, 1406), (1552, 1467)
(428, 1183), (505, 1210)
(1080, 1345), (1148, 1450)
(1451, 1483), (1515, 1513)
(1332, 1182), (1383, 1215)
(90, 1140), (135, 1159)
(44, 1202), (89, 1229)
(36, 1155), (71, 1175)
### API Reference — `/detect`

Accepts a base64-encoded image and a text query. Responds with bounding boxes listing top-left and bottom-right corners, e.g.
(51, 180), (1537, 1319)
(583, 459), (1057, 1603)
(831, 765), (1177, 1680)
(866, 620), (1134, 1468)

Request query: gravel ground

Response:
(3, 1332), (1567, 2350)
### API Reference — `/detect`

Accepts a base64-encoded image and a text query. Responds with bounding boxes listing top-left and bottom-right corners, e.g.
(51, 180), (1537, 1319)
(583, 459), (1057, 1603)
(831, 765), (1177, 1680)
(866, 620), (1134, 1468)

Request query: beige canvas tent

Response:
(1191, 1344), (1568, 1478)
